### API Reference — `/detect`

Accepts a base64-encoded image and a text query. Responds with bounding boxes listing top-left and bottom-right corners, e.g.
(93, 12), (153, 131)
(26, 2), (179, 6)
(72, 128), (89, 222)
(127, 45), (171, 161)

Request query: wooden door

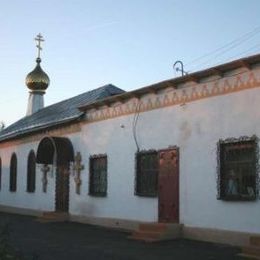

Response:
(158, 148), (179, 223)
(55, 164), (70, 212)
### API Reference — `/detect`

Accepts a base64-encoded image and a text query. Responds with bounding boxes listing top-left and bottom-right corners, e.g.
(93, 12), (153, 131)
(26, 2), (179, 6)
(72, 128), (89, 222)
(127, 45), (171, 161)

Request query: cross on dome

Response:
(35, 33), (44, 59)
(25, 33), (50, 98)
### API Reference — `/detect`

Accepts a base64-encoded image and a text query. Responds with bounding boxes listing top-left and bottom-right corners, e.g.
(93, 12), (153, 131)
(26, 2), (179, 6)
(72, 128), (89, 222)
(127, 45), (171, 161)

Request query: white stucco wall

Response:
(0, 66), (260, 235)
(69, 118), (158, 222)
(69, 68), (260, 233)
(176, 88), (260, 234)
(0, 141), (55, 212)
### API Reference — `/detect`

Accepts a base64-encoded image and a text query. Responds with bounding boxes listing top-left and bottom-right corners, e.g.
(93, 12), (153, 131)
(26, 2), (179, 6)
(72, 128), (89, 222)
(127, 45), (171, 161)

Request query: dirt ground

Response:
(0, 212), (243, 260)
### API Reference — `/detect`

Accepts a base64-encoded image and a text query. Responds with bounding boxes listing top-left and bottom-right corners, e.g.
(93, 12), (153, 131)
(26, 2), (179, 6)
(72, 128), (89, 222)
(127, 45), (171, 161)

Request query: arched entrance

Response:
(36, 136), (74, 212)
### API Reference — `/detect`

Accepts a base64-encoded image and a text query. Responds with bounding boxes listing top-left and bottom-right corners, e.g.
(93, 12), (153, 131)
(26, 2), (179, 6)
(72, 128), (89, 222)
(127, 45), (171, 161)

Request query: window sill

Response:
(88, 193), (107, 197)
(220, 194), (256, 201)
(135, 193), (158, 198)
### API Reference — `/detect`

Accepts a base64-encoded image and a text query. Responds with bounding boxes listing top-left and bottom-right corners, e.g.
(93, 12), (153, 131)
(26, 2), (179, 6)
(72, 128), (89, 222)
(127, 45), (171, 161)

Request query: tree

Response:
(0, 121), (5, 131)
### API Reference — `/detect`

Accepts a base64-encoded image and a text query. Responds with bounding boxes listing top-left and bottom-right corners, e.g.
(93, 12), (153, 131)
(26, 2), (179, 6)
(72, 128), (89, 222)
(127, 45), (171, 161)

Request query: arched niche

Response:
(36, 136), (74, 165)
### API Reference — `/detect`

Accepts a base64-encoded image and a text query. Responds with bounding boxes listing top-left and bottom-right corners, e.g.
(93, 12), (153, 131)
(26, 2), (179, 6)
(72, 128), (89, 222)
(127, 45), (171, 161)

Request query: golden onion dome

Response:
(25, 57), (50, 92)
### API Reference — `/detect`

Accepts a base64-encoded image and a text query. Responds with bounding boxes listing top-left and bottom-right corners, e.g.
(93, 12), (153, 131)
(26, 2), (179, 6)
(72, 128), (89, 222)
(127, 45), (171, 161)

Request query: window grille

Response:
(10, 153), (17, 192)
(135, 150), (158, 197)
(89, 155), (107, 196)
(27, 150), (36, 193)
(218, 137), (258, 201)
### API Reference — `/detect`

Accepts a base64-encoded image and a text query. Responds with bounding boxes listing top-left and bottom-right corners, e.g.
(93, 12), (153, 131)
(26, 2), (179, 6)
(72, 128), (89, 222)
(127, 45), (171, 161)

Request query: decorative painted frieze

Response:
(86, 70), (260, 122)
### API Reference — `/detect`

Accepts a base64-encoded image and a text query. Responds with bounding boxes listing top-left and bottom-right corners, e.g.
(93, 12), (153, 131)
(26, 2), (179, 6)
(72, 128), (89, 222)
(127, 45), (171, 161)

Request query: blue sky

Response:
(1, 0), (260, 126)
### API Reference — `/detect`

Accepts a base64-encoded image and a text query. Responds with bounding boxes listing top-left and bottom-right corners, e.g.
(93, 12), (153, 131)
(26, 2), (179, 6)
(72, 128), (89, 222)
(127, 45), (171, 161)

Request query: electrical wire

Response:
(132, 100), (141, 152)
(186, 26), (260, 70)
(218, 43), (260, 64)
(131, 68), (251, 154)
(187, 26), (260, 66)
(193, 38), (260, 69)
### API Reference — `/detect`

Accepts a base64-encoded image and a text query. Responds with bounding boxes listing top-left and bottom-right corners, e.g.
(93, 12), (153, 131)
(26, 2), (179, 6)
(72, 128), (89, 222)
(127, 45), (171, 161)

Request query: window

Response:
(89, 155), (107, 196)
(10, 153), (17, 192)
(218, 137), (258, 201)
(0, 158), (2, 190)
(27, 150), (36, 193)
(135, 151), (158, 197)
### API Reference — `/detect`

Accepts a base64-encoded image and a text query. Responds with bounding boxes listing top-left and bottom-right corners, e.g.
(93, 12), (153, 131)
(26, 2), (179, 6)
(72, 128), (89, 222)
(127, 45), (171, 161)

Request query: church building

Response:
(0, 35), (260, 246)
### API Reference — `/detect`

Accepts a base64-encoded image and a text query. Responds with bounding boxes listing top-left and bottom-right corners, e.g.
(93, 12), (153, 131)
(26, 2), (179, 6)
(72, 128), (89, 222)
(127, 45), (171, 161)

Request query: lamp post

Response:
(173, 60), (187, 76)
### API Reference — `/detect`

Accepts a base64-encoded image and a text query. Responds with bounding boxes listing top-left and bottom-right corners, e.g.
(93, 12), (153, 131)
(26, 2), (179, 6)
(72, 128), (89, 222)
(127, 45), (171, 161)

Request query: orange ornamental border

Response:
(87, 71), (260, 122)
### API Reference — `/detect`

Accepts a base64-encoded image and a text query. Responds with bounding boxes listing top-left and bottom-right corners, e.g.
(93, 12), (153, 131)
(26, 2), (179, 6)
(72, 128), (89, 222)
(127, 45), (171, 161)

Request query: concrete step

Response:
(242, 246), (260, 257)
(36, 211), (69, 223)
(139, 223), (167, 232)
(131, 230), (162, 240)
(251, 237), (260, 247)
(128, 222), (182, 242)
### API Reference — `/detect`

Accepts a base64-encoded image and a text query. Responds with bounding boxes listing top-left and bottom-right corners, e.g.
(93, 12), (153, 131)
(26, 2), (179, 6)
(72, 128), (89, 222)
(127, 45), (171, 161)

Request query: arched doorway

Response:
(36, 136), (74, 212)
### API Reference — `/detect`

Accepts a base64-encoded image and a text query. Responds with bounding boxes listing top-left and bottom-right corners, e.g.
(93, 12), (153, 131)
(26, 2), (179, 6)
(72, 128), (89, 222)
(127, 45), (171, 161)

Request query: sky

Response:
(1, 0), (260, 126)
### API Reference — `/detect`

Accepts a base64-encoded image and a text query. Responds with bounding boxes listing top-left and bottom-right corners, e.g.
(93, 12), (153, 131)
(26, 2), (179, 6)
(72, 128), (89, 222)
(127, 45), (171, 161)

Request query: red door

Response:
(158, 148), (179, 223)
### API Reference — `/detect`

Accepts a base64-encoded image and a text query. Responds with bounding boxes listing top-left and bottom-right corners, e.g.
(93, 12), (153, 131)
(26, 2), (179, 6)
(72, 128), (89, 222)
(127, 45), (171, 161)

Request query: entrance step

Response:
(238, 236), (260, 259)
(36, 211), (70, 223)
(128, 223), (182, 242)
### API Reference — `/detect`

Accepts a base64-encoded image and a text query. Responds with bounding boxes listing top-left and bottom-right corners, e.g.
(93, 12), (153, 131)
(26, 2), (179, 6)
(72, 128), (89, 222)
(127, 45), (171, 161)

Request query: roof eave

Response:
(0, 116), (82, 143)
(78, 53), (260, 112)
